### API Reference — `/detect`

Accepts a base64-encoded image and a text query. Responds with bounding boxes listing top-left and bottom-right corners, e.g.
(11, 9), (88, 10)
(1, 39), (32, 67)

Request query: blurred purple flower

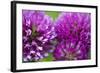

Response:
(22, 10), (56, 62)
(53, 12), (91, 60)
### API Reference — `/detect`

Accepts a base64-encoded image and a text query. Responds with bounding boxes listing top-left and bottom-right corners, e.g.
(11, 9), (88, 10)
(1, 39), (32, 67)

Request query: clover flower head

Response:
(22, 10), (56, 62)
(53, 12), (91, 60)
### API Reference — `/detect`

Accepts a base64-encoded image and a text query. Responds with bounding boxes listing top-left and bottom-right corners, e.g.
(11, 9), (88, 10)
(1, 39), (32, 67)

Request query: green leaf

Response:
(46, 11), (59, 21)
(32, 25), (39, 37)
(39, 53), (54, 62)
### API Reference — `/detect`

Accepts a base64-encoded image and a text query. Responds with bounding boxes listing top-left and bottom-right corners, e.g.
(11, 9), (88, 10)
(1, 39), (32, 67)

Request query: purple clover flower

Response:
(22, 10), (56, 62)
(53, 12), (91, 60)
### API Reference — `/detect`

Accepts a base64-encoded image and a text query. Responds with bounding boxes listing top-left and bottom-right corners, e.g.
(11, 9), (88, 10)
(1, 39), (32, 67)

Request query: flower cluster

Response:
(53, 12), (91, 60)
(22, 10), (91, 62)
(22, 10), (56, 62)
